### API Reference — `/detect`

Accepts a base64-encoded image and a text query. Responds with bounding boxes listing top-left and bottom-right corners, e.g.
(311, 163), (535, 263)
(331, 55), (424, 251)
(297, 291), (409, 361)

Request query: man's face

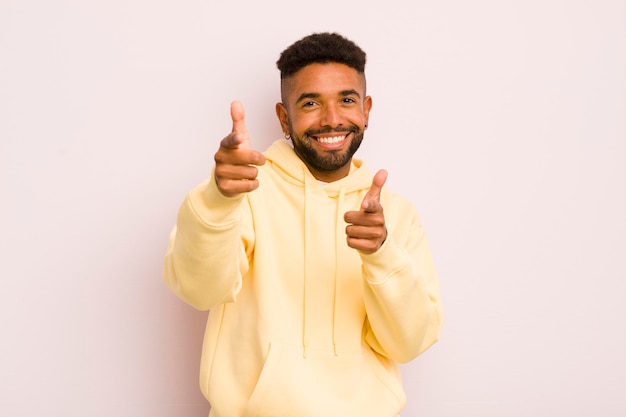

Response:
(276, 62), (372, 182)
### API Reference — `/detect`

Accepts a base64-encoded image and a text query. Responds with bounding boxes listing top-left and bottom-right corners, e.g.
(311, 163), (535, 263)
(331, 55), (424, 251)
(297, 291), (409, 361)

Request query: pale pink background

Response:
(1, 1), (625, 416)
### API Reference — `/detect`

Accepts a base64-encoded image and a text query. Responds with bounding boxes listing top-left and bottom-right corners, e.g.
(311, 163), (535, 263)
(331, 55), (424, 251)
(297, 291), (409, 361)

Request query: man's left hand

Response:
(344, 169), (388, 254)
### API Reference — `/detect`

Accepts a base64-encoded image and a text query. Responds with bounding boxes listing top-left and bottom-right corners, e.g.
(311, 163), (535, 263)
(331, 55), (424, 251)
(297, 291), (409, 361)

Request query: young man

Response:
(164, 32), (442, 417)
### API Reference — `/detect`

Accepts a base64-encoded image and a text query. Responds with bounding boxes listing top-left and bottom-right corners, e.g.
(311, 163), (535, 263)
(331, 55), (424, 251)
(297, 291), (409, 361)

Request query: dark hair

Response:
(276, 32), (367, 79)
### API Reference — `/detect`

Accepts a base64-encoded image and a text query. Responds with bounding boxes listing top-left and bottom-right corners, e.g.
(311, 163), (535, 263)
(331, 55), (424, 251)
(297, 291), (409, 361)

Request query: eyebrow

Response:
(295, 89), (362, 104)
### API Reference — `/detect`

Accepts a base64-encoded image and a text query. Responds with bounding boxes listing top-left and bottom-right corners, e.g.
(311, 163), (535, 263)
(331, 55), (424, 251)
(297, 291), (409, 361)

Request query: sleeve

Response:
(360, 204), (443, 363)
(162, 174), (253, 311)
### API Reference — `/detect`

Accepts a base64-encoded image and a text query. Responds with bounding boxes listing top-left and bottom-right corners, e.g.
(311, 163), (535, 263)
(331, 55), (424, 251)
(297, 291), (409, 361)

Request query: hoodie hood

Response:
(263, 139), (373, 197)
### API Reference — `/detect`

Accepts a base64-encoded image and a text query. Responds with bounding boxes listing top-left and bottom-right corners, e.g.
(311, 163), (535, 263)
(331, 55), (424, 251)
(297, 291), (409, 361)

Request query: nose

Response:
(321, 103), (341, 127)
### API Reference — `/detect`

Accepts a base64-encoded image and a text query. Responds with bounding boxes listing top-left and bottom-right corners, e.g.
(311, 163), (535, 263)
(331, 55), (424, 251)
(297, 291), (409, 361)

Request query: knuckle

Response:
(214, 151), (228, 164)
(249, 152), (262, 165)
(248, 166), (259, 178)
(216, 178), (231, 192)
(220, 135), (234, 149)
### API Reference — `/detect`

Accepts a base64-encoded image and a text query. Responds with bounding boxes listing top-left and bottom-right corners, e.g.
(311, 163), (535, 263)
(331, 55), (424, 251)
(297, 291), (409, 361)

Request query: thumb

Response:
(362, 169), (388, 212)
(230, 100), (250, 148)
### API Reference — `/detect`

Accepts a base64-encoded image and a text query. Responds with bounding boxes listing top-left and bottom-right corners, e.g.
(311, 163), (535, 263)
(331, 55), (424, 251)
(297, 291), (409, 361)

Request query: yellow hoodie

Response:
(164, 139), (442, 417)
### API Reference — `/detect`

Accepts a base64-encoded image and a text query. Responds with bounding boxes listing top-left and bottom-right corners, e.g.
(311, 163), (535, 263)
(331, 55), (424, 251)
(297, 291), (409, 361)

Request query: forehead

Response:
(281, 62), (366, 100)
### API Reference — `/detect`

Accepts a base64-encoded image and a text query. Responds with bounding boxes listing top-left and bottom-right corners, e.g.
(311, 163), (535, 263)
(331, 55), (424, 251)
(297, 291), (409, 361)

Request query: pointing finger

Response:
(362, 169), (388, 212)
(230, 100), (247, 135)
(221, 100), (250, 150)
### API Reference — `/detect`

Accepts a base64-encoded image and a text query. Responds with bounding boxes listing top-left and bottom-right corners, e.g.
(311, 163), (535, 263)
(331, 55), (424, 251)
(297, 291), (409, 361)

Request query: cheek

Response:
(348, 110), (368, 127)
(289, 114), (315, 132)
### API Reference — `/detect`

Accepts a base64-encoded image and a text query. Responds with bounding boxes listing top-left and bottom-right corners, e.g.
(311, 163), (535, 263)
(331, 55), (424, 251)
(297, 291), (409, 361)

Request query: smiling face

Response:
(276, 62), (372, 182)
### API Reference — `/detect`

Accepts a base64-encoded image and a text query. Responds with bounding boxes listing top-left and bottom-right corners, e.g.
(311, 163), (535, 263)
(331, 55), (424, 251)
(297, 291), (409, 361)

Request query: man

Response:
(164, 32), (442, 417)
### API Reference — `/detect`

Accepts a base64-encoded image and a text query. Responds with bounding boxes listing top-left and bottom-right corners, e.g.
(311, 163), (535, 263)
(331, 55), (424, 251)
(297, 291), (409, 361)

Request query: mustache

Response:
(304, 125), (360, 137)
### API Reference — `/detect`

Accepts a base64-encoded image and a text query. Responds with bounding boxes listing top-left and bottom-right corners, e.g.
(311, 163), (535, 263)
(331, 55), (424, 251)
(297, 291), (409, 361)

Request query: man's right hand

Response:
(214, 101), (266, 197)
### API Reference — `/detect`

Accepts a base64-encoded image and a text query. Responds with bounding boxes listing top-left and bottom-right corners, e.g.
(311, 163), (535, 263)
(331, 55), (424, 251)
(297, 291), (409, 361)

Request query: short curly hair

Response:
(276, 32), (367, 79)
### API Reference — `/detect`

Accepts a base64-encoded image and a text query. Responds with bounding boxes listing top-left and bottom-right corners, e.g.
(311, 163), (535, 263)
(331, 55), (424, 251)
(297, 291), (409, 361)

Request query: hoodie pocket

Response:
(243, 342), (405, 417)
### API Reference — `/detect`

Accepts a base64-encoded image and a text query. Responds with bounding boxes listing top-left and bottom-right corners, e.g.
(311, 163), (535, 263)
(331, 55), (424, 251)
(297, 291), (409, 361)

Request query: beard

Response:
(289, 126), (364, 174)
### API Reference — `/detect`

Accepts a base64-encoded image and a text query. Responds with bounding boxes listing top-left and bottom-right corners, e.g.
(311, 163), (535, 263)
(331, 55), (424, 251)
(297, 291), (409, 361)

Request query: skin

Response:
(213, 62), (387, 253)
(276, 62), (371, 182)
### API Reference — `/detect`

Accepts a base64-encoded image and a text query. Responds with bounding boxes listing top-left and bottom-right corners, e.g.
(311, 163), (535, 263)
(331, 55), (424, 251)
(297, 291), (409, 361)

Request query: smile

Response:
(314, 134), (347, 144)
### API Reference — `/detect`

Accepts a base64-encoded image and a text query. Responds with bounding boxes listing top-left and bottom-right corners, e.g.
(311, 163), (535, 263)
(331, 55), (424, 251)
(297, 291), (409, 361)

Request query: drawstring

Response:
(302, 171), (310, 358)
(332, 187), (347, 356)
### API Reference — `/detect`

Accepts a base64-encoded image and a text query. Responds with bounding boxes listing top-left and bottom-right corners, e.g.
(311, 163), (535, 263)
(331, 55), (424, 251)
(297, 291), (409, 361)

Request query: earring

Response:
(284, 133), (291, 140)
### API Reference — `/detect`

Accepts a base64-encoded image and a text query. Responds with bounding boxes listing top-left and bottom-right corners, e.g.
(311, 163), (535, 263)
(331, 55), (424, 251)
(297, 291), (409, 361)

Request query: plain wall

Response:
(1, 0), (625, 416)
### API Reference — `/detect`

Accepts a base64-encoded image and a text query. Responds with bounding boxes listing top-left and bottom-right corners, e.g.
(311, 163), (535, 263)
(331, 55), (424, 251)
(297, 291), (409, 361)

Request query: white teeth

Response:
(317, 135), (346, 144)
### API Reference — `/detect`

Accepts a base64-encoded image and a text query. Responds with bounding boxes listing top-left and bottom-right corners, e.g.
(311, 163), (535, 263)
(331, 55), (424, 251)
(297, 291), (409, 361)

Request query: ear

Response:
(275, 102), (289, 134)
(363, 95), (373, 129)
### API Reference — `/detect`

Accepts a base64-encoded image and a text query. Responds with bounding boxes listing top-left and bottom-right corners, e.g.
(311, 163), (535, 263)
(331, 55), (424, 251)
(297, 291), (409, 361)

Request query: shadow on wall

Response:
(164, 289), (211, 416)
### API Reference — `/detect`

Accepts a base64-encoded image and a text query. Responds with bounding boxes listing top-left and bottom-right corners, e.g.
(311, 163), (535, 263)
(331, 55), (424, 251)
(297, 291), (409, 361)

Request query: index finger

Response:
(230, 100), (247, 135)
(362, 169), (388, 212)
